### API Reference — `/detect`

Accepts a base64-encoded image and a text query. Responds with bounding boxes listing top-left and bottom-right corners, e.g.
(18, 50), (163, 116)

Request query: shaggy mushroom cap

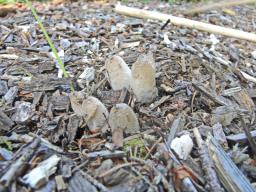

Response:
(131, 52), (158, 103)
(105, 55), (131, 91)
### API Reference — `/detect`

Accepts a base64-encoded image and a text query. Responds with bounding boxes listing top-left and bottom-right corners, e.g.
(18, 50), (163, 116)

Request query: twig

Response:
(161, 19), (170, 30)
(184, 0), (256, 15)
(240, 116), (256, 156)
(84, 150), (126, 159)
(80, 170), (109, 192)
(115, 4), (256, 42)
(98, 162), (139, 178)
(192, 81), (228, 106)
(144, 137), (162, 160)
(130, 157), (175, 192)
(0, 137), (41, 187)
(193, 128), (224, 192)
(71, 160), (89, 173)
(207, 136), (255, 192)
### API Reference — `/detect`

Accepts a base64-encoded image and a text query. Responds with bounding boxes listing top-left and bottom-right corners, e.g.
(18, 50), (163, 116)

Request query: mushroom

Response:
(131, 52), (158, 103)
(109, 103), (140, 147)
(109, 103), (140, 135)
(70, 92), (108, 133)
(105, 55), (131, 91)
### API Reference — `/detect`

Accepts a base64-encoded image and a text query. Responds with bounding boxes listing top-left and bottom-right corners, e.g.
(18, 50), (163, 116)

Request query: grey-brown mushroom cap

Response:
(109, 103), (140, 134)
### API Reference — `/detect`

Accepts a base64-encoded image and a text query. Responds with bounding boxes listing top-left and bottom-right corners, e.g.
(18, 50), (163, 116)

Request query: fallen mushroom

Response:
(109, 103), (140, 147)
(70, 92), (109, 133)
(131, 52), (158, 103)
(105, 55), (131, 91)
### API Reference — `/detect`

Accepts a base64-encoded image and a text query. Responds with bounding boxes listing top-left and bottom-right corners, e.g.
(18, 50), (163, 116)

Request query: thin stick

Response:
(193, 128), (224, 192)
(240, 116), (256, 156)
(184, 0), (256, 16)
(80, 170), (109, 192)
(144, 137), (162, 160)
(115, 5), (256, 43)
(98, 162), (138, 178)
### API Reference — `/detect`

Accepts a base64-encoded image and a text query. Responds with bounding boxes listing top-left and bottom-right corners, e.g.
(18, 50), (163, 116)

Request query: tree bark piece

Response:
(207, 136), (255, 192)
(114, 4), (256, 43)
(0, 137), (41, 188)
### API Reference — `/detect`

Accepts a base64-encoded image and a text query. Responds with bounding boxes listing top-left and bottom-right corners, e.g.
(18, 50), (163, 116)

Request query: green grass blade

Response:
(26, 0), (74, 92)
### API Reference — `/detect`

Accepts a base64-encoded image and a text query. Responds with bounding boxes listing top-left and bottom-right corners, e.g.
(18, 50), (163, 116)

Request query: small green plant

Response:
(16, 67), (33, 77)
(124, 138), (146, 158)
(0, 137), (13, 151)
(121, 0), (129, 3)
(141, 0), (150, 3)
(168, 0), (176, 4)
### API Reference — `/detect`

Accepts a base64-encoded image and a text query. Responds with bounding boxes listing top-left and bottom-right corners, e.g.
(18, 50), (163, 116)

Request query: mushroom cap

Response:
(84, 96), (109, 133)
(70, 92), (109, 132)
(109, 103), (140, 134)
(131, 53), (158, 103)
(105, 55), (131, 91)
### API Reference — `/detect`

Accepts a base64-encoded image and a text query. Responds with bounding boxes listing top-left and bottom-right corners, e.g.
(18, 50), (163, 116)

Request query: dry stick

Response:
(208, 136), (255, 192)
(240, 116), (256, 156)
(130, 157), (175, 192)
(193, 128), (224, 192)
(80, 170), (109, 192)
(98, 162), (138, 178)
(144, 137), (162, 160)
(114, 5), (256, 43)
(184, 0), (256, 15)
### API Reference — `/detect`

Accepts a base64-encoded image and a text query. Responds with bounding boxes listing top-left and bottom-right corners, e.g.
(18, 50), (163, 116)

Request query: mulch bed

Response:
(0, 1), (256, 191)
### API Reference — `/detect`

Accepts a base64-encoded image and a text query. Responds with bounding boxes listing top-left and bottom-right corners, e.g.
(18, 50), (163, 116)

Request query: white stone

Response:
(79, 67), (95, 82)
(22, 155), (60, 189)
(171, 134), (193, 160)
(251, 50), (256, 59)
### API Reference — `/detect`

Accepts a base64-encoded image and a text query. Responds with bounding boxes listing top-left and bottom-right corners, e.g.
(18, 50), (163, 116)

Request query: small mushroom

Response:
(131, 52), (158, 103)
(105, 55), (131, 91)
(70, 91), (88, 117)
(109, 103), (140, 147)
(70, 92), (109, 133)
(109, 103), (140, 135)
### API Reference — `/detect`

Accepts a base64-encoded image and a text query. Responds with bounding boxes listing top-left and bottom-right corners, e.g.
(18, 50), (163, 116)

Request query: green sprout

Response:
(0, 0), (15, 4)
(124, 138), (146, 158)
